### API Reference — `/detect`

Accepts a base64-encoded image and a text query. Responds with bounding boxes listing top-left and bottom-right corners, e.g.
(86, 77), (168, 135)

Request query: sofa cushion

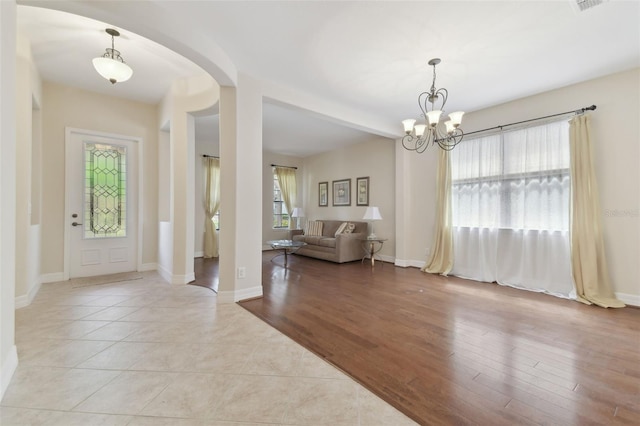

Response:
(334, 222), (348, 236)
(343, 222), (356, 234)
(305, 220), (323, 236)
(317, 238), (337, 248)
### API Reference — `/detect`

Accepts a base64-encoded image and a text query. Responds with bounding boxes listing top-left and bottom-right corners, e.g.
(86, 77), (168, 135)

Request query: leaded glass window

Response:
(84, 142), (127, 238)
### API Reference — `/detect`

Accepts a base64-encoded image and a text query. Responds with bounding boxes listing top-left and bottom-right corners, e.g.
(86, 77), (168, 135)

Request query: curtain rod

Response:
(271, 164), (298, 170)
(202, 154), (219, 159)
(463, 104), (596, 138)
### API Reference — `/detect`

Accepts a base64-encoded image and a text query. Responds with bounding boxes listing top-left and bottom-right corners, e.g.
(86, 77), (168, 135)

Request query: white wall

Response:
(0, 0), (18, 401)
(398, 68), (640, 303)
(40, 82), (160, 276)
(15, 34), (42, 307)
(262, 152), (305, 246)
(303, 137), (396, 260)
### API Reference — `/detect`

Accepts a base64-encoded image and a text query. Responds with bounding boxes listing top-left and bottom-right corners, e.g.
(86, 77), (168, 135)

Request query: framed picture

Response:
(318, 181), (328, 207)
(356, 177), (369, 206)
(332, 179), (351, 206)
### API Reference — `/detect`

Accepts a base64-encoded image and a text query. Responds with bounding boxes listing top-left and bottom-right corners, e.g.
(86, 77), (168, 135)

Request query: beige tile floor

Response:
(1, 272), (416, 425)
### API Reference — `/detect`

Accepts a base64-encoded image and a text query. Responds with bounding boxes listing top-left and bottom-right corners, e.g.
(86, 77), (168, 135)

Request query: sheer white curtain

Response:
(203, 157), (220, 258)
(450, 120), (575, 298)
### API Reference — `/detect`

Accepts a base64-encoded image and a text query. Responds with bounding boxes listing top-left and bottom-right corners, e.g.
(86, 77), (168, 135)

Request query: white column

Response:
(0, 0), (18, 400)
(218, 74), (263, 302)
(169, 107), (195, 284)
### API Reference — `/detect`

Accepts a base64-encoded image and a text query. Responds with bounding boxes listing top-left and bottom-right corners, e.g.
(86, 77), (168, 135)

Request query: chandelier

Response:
(402, 58), (464, 152)
(92, 28), (133, 85)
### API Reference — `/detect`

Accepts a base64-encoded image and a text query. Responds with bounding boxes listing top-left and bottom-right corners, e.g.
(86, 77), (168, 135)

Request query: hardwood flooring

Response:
(191, 257), (219, 291)
(238, 252), (640, 425)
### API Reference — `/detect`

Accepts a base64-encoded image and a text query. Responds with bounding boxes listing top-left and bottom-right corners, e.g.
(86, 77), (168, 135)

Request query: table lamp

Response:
(291, 208), (305, 230)
(362, 206), (382, 239)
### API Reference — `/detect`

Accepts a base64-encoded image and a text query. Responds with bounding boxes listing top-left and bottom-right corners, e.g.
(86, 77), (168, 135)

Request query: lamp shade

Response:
(92, 56), (133, 84)
(291, 208), (304, 218)
(363, 206), (382, 221)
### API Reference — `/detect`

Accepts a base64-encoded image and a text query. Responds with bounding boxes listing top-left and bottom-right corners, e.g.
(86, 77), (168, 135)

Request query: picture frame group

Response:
(318, 177), (370, 207)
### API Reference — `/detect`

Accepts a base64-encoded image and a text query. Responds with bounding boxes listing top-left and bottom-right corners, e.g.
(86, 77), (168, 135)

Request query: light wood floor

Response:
(238, 252), (640, 425)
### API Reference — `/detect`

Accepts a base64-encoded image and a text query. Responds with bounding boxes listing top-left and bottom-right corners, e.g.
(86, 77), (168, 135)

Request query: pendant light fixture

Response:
(92, 28), (133, 85)
(402, 58), (464, 152)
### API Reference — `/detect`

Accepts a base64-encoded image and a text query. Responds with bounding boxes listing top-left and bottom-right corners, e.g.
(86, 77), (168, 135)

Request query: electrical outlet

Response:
(237, 267), (246, 279)
(425, 248), (430, 257)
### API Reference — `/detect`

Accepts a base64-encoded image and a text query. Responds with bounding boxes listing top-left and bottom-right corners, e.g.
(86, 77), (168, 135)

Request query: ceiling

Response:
(17, 1), (640, 157)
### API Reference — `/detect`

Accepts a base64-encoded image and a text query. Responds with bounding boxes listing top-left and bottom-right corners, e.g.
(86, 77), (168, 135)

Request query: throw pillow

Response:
(305, 220), (324, 236)
(343, 222), (356, 234)
(334, 222), (348, 237)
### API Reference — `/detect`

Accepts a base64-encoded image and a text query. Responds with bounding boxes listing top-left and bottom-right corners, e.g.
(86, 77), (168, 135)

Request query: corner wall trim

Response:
(40, 272), (65, 284)
(616, 292), (640, 307)
(0, 345), (18, 400)
(171, 273), (195, 286)
(15, 279), (41, 309)
(394, 259), (426, 269)
(218, 285), (263, 304)
(157, 264), (172, 283)
(140, 263), (158, 272)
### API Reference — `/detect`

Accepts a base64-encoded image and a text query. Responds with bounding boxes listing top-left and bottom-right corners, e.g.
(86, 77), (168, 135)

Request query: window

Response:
(212, 211), (220, 230)
(451, 120), (570, 231)
(84, 142), (127, 238)
(273, 172), (289, 228)
(449, 120), (574, 297)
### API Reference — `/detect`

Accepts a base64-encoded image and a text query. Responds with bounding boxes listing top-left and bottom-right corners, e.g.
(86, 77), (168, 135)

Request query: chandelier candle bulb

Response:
(402, 119), (416, 134)
(426, 110), (443, 126)
(448, 111), (465, 127)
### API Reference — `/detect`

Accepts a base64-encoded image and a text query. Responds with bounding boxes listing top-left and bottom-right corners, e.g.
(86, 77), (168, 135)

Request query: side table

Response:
(359, 238), (387, 267)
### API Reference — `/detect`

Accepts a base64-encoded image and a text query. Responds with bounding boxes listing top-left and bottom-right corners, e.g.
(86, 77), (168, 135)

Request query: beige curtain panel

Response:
(275, 167), (297, 229)
(204, 157), (221, 258)
(569, 115), (624, 308)
(422, 149), (454, 275)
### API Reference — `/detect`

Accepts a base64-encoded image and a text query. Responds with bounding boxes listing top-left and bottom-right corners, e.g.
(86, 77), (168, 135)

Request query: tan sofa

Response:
(291, 220), (367, 263)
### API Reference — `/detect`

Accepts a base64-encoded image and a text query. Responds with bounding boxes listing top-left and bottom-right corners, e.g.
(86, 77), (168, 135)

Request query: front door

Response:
(66, 128), (138, 278)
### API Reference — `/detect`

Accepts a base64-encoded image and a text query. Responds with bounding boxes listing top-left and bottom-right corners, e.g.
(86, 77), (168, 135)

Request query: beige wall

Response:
(303, 137), (396, 260)
(398, 68), (640, 302)
(41, 82), (159, 275)
(263, 152), (305, 246)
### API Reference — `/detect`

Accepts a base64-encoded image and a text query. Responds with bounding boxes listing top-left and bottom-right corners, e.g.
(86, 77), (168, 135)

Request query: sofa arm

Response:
(335, 232), (366, 262)
(291, 229), (304, 238)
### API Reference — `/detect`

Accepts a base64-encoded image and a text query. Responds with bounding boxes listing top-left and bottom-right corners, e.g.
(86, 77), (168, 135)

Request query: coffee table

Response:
(268, 240), (307, 267)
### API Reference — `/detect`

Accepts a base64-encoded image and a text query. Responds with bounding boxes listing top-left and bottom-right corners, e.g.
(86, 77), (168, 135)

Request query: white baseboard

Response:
(616, 292), (640, 307)
(140, 263), (157, 272)
(1, 345), (18, 400)
(171, 273), (195, 286)
(194, 251), (204, 258)
(379, 254), (395, 264)
(394, 259), (426, 269)
(15, 278), (41, 309)
(40, 272), (64, 284)
(157, 264), (172, 284)
(217, 285), (263, 304)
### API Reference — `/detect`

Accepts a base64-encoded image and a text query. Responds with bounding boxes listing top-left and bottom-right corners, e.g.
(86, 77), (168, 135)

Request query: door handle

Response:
(72, 222), (83, 227)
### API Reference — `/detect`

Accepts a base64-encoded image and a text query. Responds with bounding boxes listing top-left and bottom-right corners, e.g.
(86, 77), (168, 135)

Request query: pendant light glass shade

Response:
(93, 29), (133, 85)
(92, 55), (133, 84)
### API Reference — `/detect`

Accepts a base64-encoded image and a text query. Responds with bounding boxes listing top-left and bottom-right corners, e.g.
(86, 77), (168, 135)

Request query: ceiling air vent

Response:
(572, 0), (609, 12)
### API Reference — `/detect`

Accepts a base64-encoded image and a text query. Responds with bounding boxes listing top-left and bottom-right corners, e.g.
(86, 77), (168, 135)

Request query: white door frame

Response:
(64, 127), (144, 280)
